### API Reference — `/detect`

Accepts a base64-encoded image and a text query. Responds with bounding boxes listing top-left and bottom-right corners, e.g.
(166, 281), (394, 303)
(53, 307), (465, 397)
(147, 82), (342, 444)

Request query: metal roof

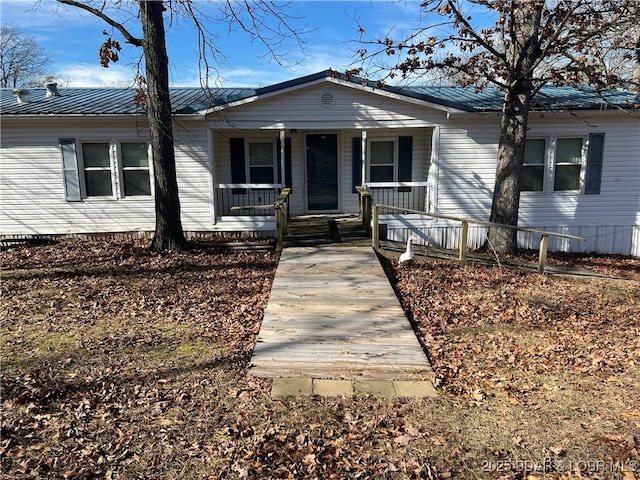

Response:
(0, 87), (256, 115)
(1, 70), (638, 116)
(389, 84), (640, 112)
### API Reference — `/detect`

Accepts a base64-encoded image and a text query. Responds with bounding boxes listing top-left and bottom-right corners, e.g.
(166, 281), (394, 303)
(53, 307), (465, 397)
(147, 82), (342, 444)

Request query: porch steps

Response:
(249, 243), (434, 387)
(284, 214), (371, 247)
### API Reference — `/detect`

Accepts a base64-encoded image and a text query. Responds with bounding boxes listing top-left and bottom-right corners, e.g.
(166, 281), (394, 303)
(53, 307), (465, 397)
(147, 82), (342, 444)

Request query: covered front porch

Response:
(210, 127), (434, 232)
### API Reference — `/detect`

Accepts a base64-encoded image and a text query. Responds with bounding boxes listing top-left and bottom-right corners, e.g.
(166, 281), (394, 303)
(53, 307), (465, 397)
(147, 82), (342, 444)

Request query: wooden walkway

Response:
(249, 243), (433, 381)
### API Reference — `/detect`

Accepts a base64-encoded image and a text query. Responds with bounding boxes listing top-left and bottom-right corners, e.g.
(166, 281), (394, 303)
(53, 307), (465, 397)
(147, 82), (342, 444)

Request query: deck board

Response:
(249, 245), (433, 380)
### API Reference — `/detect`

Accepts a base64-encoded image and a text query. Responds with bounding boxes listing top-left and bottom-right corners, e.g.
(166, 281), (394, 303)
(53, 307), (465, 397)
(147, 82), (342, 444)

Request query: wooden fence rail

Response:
(360, 194), (585, 274)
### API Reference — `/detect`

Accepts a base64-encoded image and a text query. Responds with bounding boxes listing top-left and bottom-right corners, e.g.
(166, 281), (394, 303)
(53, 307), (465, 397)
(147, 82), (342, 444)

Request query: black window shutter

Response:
(230, 137), (246, 194)
(276, 137), (293, 190)
(352, 137), (362, 193)
(585, 133), (605, 195)
(60, 138), (81, 201)
(398, 136), (413, 193)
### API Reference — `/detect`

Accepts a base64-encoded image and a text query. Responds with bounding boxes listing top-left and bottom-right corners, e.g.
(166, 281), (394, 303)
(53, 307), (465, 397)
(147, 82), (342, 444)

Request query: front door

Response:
(306, 133), (339, 211)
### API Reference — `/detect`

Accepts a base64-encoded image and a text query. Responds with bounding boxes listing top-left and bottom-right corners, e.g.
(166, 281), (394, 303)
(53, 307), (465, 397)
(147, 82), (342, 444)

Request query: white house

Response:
(1, 71), (639, 255)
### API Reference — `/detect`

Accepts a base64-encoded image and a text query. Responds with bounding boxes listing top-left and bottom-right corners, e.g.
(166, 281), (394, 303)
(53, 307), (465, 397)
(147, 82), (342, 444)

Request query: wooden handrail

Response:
(356, 186), (372, 234)
(372, 203), (585, 274)
(217, 183), (283, 189)
(229, 187), (291, 258)
(365, 181), (429, 187)
(274, 188), (291, 257)
(230, 205), (275, 210)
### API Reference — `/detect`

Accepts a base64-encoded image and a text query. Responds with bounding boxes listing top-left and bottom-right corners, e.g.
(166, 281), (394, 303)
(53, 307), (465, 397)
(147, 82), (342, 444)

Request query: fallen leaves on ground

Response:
(383, 255), (640, 478)
(1, 239), (639, 479)
(385, 257), (640, 401)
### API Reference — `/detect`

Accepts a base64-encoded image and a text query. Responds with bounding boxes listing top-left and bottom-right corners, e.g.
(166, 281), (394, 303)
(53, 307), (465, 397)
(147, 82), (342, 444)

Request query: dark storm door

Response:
(306, 133), (339, 211)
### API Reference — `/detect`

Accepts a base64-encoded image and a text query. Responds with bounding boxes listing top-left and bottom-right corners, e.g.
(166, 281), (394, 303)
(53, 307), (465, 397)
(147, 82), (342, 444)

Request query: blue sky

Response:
(0, 0), (426, 88)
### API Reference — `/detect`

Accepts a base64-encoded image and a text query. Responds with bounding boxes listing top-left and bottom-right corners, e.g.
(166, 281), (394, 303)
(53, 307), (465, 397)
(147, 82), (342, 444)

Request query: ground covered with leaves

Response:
(1, 239), (639, 479)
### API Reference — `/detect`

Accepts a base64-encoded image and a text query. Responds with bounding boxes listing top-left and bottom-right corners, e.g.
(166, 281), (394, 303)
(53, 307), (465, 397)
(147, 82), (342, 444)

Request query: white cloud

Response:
(0, 1), (66, 29)
(56, 63), (135, 88)
(0, 0), (139, 32)
(301, 44), (358, 71)
(209, 54), (347, 89)
(212, 67), (292, 88)
(0, 0), (438, 89)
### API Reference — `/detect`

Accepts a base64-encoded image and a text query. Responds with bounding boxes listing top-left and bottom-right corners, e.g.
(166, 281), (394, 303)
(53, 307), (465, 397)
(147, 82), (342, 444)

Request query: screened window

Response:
(248, 141), (275, 183)
(82, 143), (113, 197)
(554, 138), (583, 191)
(67, 140), (152, 200)
(369, 140), (395, 182)
(521, 139), (546, 192)
(121, 142), (151, 196)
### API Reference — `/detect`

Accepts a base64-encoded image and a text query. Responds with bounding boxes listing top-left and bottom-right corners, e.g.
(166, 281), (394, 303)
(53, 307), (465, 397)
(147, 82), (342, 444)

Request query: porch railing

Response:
(356, 182), (429, 235)
(364, 182), (429, 212)
(220, 186), (291, 258)
(215, 184), (283, 217)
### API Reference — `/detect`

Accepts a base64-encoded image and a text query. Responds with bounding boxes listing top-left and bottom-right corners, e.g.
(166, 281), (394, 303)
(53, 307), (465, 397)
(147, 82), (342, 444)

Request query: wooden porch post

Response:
(356, 187), (372, 235)
(372, 203), (379, 249)
(459, 220), (468, 263)
(538, 234), (549, 274)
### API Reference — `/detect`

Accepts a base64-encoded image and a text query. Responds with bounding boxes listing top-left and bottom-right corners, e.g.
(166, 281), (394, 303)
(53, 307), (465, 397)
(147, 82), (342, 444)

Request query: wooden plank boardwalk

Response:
(249, 244), (433, 381)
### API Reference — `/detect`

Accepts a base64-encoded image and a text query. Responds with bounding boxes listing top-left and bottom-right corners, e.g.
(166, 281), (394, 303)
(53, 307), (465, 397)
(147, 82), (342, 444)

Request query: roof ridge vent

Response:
(45, 82), (61, 97)
(12, 88), (29, 104)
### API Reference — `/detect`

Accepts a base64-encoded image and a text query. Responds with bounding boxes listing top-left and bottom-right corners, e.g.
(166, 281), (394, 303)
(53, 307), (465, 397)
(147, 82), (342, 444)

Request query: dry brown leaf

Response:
(394, 434), (412, 446)
(472, 388), (485, 401)
(550, 445), (565, 456)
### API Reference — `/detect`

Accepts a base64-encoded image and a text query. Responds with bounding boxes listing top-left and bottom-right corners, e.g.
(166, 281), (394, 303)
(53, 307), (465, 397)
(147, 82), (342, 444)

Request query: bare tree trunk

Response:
(139, 0), (187, 252)
(485, 1), (540, 255)
(633, 32), (640, 92)
(487, 86), (533, 254)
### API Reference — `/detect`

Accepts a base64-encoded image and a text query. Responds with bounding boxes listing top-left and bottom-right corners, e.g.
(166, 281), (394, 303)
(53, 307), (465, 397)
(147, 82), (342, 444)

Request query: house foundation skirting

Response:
(0, 228), (276, 247)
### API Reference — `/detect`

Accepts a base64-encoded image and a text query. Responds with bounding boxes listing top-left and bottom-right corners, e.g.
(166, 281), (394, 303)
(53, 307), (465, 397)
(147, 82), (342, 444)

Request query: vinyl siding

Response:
(211, 129), (304, 215)
(393, 112), (640, 255)
(435, 118), (500, 219)
(519, 116), (640, 226)
(1, 117), (212, 236)
(211, 82), (449, 129)
(341, 128), (433, 214)
(514, 115), (640, 254)
(3, 80), (638, 256)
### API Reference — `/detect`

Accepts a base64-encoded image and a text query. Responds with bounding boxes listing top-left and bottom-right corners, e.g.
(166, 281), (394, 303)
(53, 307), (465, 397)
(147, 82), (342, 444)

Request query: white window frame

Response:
(245, 139), (277, 185)
(77, 139), (153, 200)
(552, 136), (587, 193)
(78, 141), (117, 199)
(520, 134), (588, 195)
(117, 141), (154, 198)
(368, 137), (398, 183)
(521, 137), (548, 193)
